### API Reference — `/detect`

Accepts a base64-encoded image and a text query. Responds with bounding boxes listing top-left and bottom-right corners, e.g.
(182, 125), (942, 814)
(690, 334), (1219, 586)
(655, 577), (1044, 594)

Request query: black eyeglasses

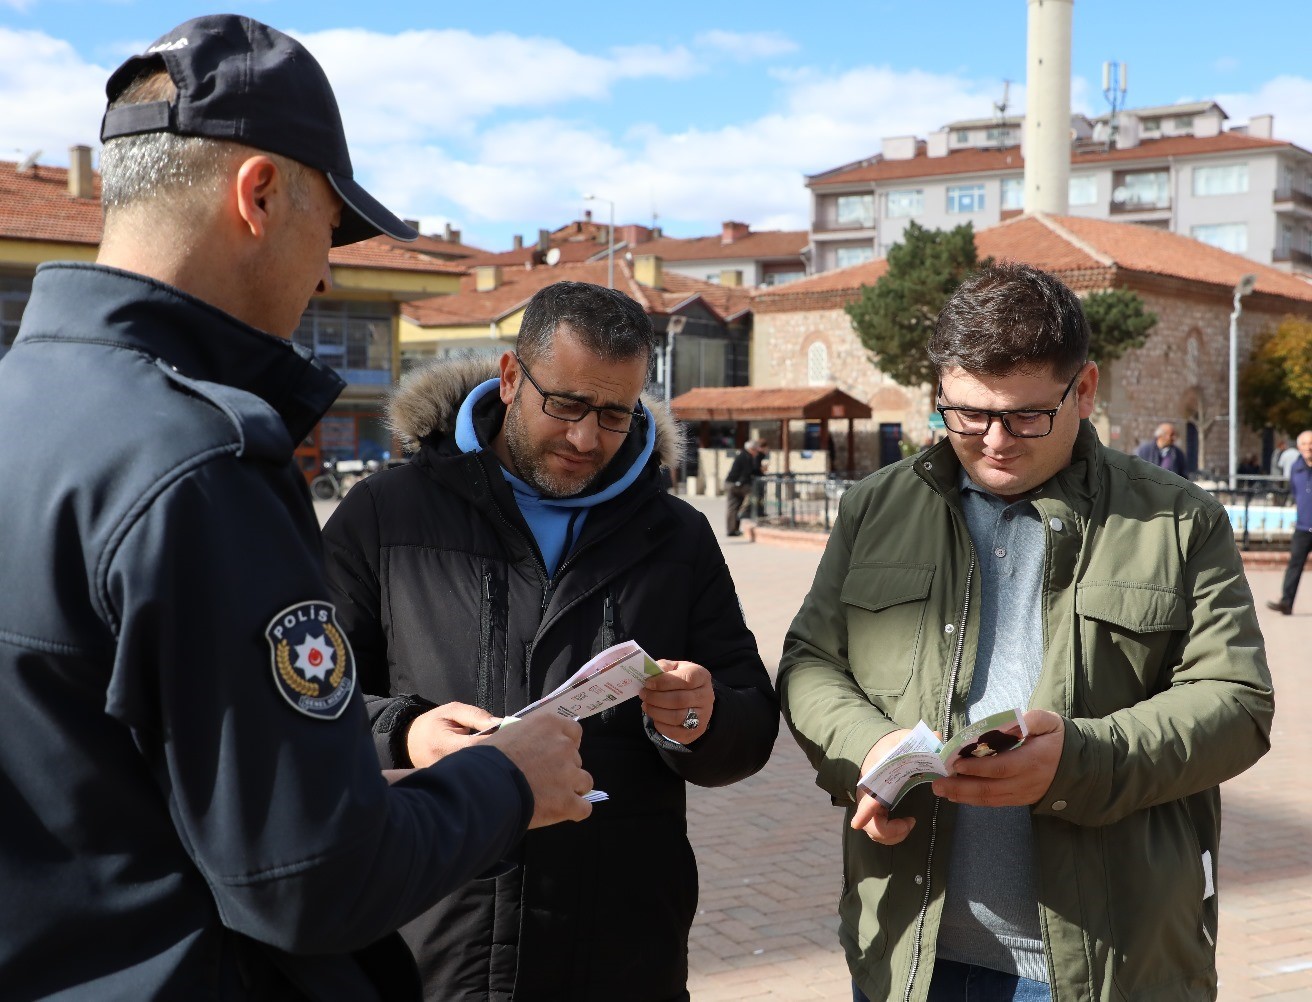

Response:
(514, 353), (645, 435)
(937, 368), (1083, 439)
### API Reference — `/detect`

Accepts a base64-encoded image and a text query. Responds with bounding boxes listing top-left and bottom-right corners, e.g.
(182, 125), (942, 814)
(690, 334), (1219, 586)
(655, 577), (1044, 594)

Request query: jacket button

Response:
(1048, 517), (1064, 532)
(944, 623), (955, 634)
(1051, 800), (1068, 811)
(914, 874), (924, 885)
(923, 461), (933, 471)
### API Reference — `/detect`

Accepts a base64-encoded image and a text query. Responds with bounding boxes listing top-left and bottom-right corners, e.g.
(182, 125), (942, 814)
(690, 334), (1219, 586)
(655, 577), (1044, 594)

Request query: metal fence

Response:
(751, 472), (1299, 548)
(750, 473), (861, 533)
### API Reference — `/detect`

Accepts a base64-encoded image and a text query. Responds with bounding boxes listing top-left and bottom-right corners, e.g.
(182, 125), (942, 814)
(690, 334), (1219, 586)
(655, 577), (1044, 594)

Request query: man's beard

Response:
(502, 392), (606, 499)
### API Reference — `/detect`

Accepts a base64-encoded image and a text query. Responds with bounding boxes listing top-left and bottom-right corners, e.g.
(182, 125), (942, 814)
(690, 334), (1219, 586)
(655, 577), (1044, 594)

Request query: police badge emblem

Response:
(265, 601), (355, 719)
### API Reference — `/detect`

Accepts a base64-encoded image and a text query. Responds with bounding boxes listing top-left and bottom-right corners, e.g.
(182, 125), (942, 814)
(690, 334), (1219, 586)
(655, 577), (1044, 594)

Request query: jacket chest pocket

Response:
(1075, 582), (1185, 718)
(841, 563), (934, 698)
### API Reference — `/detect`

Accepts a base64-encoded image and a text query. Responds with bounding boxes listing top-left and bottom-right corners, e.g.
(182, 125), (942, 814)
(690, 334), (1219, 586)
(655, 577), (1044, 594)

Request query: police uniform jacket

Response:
(0, 263), (535, 1001)
(322, 360), (780, 1001)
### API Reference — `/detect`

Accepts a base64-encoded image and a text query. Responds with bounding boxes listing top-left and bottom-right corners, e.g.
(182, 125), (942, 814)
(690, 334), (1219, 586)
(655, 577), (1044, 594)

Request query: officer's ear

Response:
(233, 156), (280, 240)
(499, 351), (520, 408)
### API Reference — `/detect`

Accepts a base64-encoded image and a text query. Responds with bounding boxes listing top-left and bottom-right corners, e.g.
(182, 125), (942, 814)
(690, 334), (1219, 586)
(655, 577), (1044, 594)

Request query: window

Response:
(0, 274), (32, 360)
(761, 270), (805, 287)
(1143, 118), (1160, 132)
(1173, 116), (1195, 130)
(1193, 164), (1249, 196)
(1000, 177), (1024, 211)
(834, 245), (875, 269)
(835, 194), (874, 228)
(807, 342), (829, 386)
(293, 300), (393, 385)
(1191, 223), (1248, 254)
(955, 130), (970, 143)
(947, 183), (985, 214)
(885, 189), (923, 218)
(1068, 174), (1098, 206)
(1112, 170), (1169, 209)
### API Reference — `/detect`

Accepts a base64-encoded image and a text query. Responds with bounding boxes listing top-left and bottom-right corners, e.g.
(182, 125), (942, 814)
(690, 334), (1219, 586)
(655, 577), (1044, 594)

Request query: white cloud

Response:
(295, 28), (698, 144)
(0, 28), (107, 158)
(1215, 76), (1312, 150)
(694, 30), (797, 61)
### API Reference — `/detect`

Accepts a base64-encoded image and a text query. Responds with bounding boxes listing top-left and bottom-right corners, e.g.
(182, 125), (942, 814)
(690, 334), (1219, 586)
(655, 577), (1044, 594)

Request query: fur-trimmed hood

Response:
(387, 356), (685, 470)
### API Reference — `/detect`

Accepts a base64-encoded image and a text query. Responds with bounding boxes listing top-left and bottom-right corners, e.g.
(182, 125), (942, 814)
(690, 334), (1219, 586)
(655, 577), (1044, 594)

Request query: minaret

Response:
(1023, 0), (1073, 214)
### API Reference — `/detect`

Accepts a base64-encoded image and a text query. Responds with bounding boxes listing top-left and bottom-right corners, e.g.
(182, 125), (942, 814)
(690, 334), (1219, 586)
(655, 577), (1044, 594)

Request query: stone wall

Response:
(752, 305), (933, 475)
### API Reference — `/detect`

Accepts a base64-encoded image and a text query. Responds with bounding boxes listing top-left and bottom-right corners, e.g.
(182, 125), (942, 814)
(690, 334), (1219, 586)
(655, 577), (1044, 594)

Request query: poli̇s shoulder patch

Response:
(265, 601), (355, 720)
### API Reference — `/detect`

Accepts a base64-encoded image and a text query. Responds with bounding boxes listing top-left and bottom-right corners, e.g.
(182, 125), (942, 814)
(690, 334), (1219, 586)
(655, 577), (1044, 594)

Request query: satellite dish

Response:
(545, 247), (561, 266)
(1112, 186), (1129, 204)
(17, 149), (42, 173)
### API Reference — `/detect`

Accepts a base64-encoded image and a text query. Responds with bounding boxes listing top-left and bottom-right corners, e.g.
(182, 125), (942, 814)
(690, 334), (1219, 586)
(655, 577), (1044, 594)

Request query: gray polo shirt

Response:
(935, 472), (1048, 982)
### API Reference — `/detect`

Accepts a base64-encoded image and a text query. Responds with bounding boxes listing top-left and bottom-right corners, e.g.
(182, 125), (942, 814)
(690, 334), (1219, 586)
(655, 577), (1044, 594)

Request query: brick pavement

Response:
(314, 493), (1309, 1000)
(685, 496), (1312, 1001)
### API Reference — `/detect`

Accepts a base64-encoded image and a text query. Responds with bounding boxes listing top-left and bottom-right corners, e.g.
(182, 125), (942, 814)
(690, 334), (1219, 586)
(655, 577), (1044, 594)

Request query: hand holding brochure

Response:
(504, 640), (663, 723)
(857, 708), (1029, 810)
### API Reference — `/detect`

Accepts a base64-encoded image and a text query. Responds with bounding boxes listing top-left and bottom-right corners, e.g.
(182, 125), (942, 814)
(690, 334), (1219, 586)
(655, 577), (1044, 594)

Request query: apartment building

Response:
(807, 101), (1312, 275)
(0, 148), (464, 472)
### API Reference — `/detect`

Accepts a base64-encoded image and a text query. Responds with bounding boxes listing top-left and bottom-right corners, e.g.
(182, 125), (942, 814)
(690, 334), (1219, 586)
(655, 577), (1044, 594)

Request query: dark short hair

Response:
(517, 281), (658, 373)
(927, 262), (1089, 380)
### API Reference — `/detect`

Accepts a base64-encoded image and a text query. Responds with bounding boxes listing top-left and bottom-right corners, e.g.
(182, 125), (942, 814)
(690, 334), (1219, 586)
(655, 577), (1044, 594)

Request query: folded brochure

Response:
(857, 708), (1029, 810)
(481, 641), (664, 804)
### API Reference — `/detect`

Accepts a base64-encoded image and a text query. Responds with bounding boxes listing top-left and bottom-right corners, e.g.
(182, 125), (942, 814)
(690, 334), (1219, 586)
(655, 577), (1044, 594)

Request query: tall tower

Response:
(1023, 0), (1073, 214)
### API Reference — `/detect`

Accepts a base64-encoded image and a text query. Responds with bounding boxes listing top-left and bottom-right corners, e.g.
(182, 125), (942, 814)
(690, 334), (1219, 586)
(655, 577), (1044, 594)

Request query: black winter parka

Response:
(322, 361), (779, 1001)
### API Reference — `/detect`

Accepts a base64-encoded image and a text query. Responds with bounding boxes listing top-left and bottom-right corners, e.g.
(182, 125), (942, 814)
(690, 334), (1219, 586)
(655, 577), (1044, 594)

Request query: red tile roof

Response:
(753, 213), (1312, 313)
(635, 229), (808, 263)
(403, 258), (753, 328)
(808, 132), (1294, 188)
(403, 234), (484, 259)
(0, 161), (103, 245)
(328, 238), (467, 274)
(458, 241), (605, 269)
(669, 385), (872, 421)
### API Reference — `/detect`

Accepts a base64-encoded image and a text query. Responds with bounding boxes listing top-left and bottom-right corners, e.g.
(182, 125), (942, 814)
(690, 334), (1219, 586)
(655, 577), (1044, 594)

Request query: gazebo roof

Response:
(669, 385), (872, 422)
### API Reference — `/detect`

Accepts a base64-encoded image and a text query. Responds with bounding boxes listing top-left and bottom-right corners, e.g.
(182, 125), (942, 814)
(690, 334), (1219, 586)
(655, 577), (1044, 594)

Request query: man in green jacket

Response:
(780, 263), (1273, 1002)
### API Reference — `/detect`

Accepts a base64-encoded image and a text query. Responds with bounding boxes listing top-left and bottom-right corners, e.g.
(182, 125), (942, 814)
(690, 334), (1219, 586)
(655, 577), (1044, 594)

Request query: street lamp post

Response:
(584, 194), (614, 289)
(1229, 273), (1257, 490)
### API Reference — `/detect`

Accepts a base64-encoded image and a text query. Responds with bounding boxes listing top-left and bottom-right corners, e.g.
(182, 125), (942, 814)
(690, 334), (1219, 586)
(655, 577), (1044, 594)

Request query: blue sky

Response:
(3, 0), (1310, 250)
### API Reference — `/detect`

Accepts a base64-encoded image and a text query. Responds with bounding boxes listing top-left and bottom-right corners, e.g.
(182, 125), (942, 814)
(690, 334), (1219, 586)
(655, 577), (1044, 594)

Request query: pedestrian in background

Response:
(1134, 421), (1188, 476)
(724, 438), (763, 536)
(1267, 429), (1312, 615)
(0, 16), (590, 1000)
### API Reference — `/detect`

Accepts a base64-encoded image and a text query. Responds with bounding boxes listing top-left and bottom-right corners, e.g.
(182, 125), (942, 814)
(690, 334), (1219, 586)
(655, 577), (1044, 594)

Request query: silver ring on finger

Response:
(682, 708), (700, 730)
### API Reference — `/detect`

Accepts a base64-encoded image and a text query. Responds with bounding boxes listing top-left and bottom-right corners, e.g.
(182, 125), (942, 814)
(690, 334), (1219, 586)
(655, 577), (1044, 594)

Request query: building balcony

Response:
(1272, 247), (1312, 267)
(1109, 198), (1171, 215)
(1273, 187), (1312, 213)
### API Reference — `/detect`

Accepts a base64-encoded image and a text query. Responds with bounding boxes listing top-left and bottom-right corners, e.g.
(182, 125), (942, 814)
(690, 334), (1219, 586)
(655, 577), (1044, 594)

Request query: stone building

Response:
(752, 213), (1312, 476)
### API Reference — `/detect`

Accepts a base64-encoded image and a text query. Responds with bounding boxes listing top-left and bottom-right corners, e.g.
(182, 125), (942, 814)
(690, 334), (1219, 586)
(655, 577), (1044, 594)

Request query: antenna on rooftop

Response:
(991, 81), (1012, 150)
(1102, 61), (1128, 151)
(17, 149), (42, 173)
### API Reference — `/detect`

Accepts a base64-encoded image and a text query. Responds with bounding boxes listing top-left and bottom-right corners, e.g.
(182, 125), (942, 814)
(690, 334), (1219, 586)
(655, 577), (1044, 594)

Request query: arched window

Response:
(807, 341), (829, 386)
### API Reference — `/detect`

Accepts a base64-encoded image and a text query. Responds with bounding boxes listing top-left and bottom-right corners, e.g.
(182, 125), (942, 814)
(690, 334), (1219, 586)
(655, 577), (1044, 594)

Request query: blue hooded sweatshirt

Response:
(454, 378), (656, 577)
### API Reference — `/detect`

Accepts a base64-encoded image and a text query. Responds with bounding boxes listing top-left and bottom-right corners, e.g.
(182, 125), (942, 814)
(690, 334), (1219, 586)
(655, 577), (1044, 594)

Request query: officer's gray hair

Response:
(99, 64), (310, 213)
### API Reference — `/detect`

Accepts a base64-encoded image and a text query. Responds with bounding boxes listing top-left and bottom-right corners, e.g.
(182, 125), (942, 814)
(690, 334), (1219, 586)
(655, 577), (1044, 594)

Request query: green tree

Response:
(1240, 316), (1312, 433)
(1081, 288), (1157, 365)
(845, 221), (983, 388)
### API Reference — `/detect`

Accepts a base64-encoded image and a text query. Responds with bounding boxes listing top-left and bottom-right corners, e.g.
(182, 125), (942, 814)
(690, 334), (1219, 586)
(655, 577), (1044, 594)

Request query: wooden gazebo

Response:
(669, 385), (873, 474)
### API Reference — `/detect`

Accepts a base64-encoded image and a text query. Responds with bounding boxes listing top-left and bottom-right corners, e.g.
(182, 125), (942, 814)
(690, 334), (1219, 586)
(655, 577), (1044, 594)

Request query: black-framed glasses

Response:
(936, 368), (1083, 439)
(514, 353), (645, 434)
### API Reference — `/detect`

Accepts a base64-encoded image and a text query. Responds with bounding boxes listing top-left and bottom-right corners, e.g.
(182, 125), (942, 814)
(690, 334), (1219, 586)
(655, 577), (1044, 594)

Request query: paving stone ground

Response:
(681, 495), (1311, 1002)
(314, 493), (1310, 1000)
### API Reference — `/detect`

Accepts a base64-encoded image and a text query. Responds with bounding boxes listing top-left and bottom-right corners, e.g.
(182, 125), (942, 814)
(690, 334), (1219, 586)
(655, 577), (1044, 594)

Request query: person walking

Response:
(1267, 429), (1312, 615)
(724, 439), (762, 536)
(1134, 422), (1188, 476)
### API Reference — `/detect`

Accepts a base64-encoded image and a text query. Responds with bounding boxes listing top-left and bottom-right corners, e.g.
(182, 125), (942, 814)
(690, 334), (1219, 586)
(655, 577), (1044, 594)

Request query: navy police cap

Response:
(100, 14), (416, 247)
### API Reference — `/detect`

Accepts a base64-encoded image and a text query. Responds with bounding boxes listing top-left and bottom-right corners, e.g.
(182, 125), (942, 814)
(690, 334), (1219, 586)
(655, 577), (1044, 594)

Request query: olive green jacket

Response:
(780, 422), (1273, 1002)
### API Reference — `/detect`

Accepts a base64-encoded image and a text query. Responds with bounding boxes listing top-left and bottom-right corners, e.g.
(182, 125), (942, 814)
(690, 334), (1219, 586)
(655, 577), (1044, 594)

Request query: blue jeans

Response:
(854, 960), (1051, 1002)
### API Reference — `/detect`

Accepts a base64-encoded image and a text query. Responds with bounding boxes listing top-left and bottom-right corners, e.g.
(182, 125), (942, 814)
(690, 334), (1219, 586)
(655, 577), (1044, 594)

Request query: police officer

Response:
(0, 15), (591, 1000)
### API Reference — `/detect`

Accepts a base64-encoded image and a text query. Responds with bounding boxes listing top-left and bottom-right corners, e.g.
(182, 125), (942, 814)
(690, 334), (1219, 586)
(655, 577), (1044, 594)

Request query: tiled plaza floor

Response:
(682, 495), (1311, 1001)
